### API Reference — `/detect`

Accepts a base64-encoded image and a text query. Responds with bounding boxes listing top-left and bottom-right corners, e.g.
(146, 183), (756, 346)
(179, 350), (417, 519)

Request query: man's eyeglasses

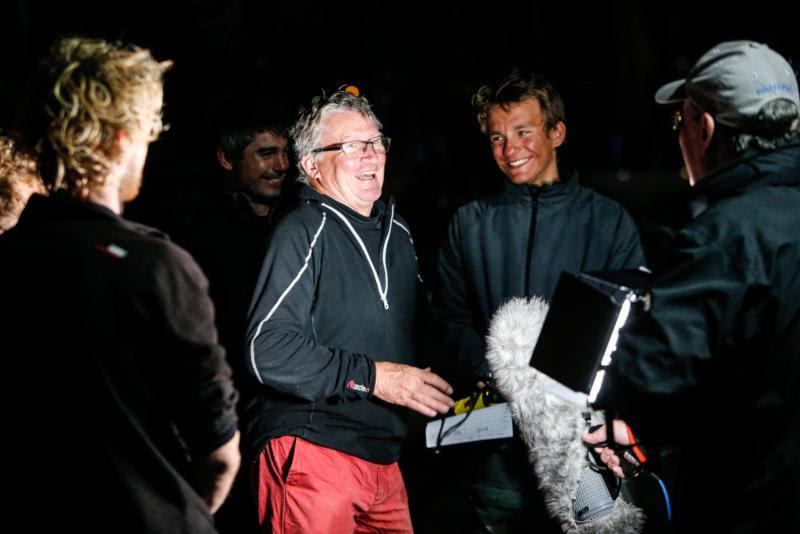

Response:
(672, 101), (706, 132)
(672, 110), (684, 132)
(312, 136), (391, 157)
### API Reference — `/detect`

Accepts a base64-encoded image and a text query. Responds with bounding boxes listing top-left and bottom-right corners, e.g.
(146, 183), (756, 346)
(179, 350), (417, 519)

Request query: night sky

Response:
(3, 0), (799, 277)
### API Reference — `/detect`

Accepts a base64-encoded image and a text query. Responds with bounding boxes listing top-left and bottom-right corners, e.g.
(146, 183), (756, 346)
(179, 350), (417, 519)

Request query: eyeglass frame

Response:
(672, 100), (706, 132)
(311, 136), (391, 157)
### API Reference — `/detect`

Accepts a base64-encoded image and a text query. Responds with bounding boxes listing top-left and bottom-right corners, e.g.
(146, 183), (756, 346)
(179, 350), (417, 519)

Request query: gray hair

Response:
(725, 98), (800, 153)
(290, 90), (382, 183)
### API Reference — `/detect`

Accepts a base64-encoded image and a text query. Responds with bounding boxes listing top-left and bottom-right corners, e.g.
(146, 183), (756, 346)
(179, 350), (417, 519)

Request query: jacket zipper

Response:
(320, 202), (393, 310)
(524, 186), (539, 297)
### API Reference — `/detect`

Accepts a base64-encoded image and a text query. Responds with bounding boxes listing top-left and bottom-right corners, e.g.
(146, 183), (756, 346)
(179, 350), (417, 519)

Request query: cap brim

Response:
(654, 79), (687, 104)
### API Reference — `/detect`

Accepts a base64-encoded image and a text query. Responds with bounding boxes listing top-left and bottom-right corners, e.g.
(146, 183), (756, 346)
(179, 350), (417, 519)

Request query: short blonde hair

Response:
(0, 135), (44, 231)
(37, 37), (171, 197)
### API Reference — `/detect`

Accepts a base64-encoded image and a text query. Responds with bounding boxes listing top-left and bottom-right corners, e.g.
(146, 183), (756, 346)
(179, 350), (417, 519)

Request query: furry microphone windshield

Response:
(485, 296), (644, 534)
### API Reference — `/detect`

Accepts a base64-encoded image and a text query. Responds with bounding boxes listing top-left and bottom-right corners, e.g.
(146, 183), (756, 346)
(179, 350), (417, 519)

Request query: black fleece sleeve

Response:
(147, 244), (239, 456)
(597, 230), (746, 444)
(245, 212), (376, 402)
(434, 211), (492, 383)
(607, 206), (647, 270)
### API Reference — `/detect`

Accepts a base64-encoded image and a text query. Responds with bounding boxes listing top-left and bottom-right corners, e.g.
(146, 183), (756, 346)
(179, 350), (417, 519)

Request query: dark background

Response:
(3, 3), (798, 531)
(2, 0), (799, 276)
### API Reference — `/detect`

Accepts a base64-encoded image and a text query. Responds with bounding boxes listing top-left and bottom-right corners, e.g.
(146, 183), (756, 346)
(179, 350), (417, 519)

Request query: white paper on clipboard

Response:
(425, 402), (513, 448)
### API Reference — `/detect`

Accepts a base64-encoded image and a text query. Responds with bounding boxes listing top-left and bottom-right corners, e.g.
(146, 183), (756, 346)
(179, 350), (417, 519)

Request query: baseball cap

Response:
(655, 41), (799, 130)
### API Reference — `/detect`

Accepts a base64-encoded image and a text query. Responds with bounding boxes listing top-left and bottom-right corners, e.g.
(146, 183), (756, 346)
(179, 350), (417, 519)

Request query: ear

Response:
(216, 149), (234, 171)
(699, 112), (716, 153)
(300, 154), (321, 181)
(115, 129), (129, 150)
(548, 121), (567, 148)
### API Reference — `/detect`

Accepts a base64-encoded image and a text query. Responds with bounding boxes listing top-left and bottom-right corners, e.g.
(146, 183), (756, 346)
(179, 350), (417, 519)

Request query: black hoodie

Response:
(244, 186), (425, 464)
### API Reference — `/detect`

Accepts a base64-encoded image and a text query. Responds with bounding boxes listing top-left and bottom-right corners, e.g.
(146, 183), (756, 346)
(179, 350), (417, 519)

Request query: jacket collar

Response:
(692, 138), (800, 203)
(499, 162), (580, 202)
(298, 184), (389, 222)
(18, 192), (165, 238)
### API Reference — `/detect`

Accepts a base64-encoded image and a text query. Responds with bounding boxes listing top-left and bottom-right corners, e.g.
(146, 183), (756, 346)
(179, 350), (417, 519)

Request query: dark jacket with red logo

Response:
(244, 186), (424, 464)
(1, 193), (238, 534)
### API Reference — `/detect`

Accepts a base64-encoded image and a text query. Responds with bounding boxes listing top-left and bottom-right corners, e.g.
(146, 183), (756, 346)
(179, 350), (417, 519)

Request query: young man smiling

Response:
(435, 69), (644, 532)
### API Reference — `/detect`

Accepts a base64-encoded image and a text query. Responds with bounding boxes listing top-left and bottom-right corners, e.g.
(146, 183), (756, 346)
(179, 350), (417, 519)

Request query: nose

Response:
(275, 151), (289, 171)
(502, 138), (520, 158)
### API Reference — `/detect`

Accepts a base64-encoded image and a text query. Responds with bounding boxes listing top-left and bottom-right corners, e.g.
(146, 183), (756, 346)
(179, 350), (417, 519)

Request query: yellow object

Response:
(453, 391), (492, 415)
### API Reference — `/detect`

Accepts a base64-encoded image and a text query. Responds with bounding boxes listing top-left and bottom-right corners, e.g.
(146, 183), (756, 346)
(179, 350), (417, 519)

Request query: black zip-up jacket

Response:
(435, 171), (645, 382)
(244, 186), (423, 464)
(599, 140), (800, 532)
(1, 193), (238, 534)
(169, 191), (275, 411)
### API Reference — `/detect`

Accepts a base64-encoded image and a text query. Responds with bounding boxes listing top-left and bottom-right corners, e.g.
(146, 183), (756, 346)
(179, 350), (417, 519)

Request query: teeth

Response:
(509, 158), (529, 168)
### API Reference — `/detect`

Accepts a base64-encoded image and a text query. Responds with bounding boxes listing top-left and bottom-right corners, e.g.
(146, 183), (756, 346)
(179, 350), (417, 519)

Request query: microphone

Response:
(484, 295), (646, 532)
(573, 446), (620, 522)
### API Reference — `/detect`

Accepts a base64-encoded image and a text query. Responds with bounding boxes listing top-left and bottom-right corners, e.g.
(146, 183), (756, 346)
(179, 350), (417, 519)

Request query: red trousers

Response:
(254, 435), (413, 533)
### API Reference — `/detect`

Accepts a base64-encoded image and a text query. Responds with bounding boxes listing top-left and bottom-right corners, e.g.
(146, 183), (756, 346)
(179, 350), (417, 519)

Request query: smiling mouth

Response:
(508, 158), (530, 168)
(356, 170), (377, 181)
(261, 175), (284, 185)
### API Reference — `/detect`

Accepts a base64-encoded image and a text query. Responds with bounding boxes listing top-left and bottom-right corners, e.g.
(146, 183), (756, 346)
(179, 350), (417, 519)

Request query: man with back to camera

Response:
(434, 69), (645, 532)
(244, 88), (454, 533)
(1, 37), (240, 533)
(584, 41), (800, 532)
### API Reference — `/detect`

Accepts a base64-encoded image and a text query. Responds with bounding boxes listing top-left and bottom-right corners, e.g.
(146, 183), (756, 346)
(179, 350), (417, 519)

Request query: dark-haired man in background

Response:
(171, 108), (292, 533)
(172, 107), (292, 404)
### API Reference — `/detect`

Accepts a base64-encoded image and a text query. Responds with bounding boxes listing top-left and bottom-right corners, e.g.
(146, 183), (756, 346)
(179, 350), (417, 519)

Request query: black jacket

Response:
(244, 186), (424, 464)
(1, 194), (238, 534)
(169, 191), (276, 410)
(601, 140), (800, 532)
(435, 172), (645, 383)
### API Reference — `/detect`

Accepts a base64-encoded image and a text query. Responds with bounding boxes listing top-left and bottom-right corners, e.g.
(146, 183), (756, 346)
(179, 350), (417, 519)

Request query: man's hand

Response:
(373, 362), (454, 417)
(194, 430), (241, 514)
(582, 420), (632, 479)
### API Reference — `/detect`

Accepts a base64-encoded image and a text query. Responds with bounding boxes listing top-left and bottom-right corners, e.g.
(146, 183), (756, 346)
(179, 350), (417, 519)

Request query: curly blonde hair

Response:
(37, 37), (171, 197)
(0, 135), (43, 232)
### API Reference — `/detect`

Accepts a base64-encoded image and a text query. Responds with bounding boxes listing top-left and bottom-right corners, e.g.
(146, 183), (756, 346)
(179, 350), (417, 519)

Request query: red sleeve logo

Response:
(346, 379), (370, 394)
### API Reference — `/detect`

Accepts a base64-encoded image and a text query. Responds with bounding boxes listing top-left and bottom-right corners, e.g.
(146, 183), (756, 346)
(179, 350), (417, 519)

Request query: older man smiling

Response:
(245, 89), (453, 534)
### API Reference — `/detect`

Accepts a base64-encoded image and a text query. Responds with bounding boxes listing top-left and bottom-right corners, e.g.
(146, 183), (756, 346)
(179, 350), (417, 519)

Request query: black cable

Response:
(434, 389), (482, 451)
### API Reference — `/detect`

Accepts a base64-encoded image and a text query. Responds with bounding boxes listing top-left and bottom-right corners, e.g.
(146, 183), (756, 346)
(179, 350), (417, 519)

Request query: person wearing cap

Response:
(434, 69), (645, 532)
(244, 88), (454, 533)
(584, 41), (800, 531)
